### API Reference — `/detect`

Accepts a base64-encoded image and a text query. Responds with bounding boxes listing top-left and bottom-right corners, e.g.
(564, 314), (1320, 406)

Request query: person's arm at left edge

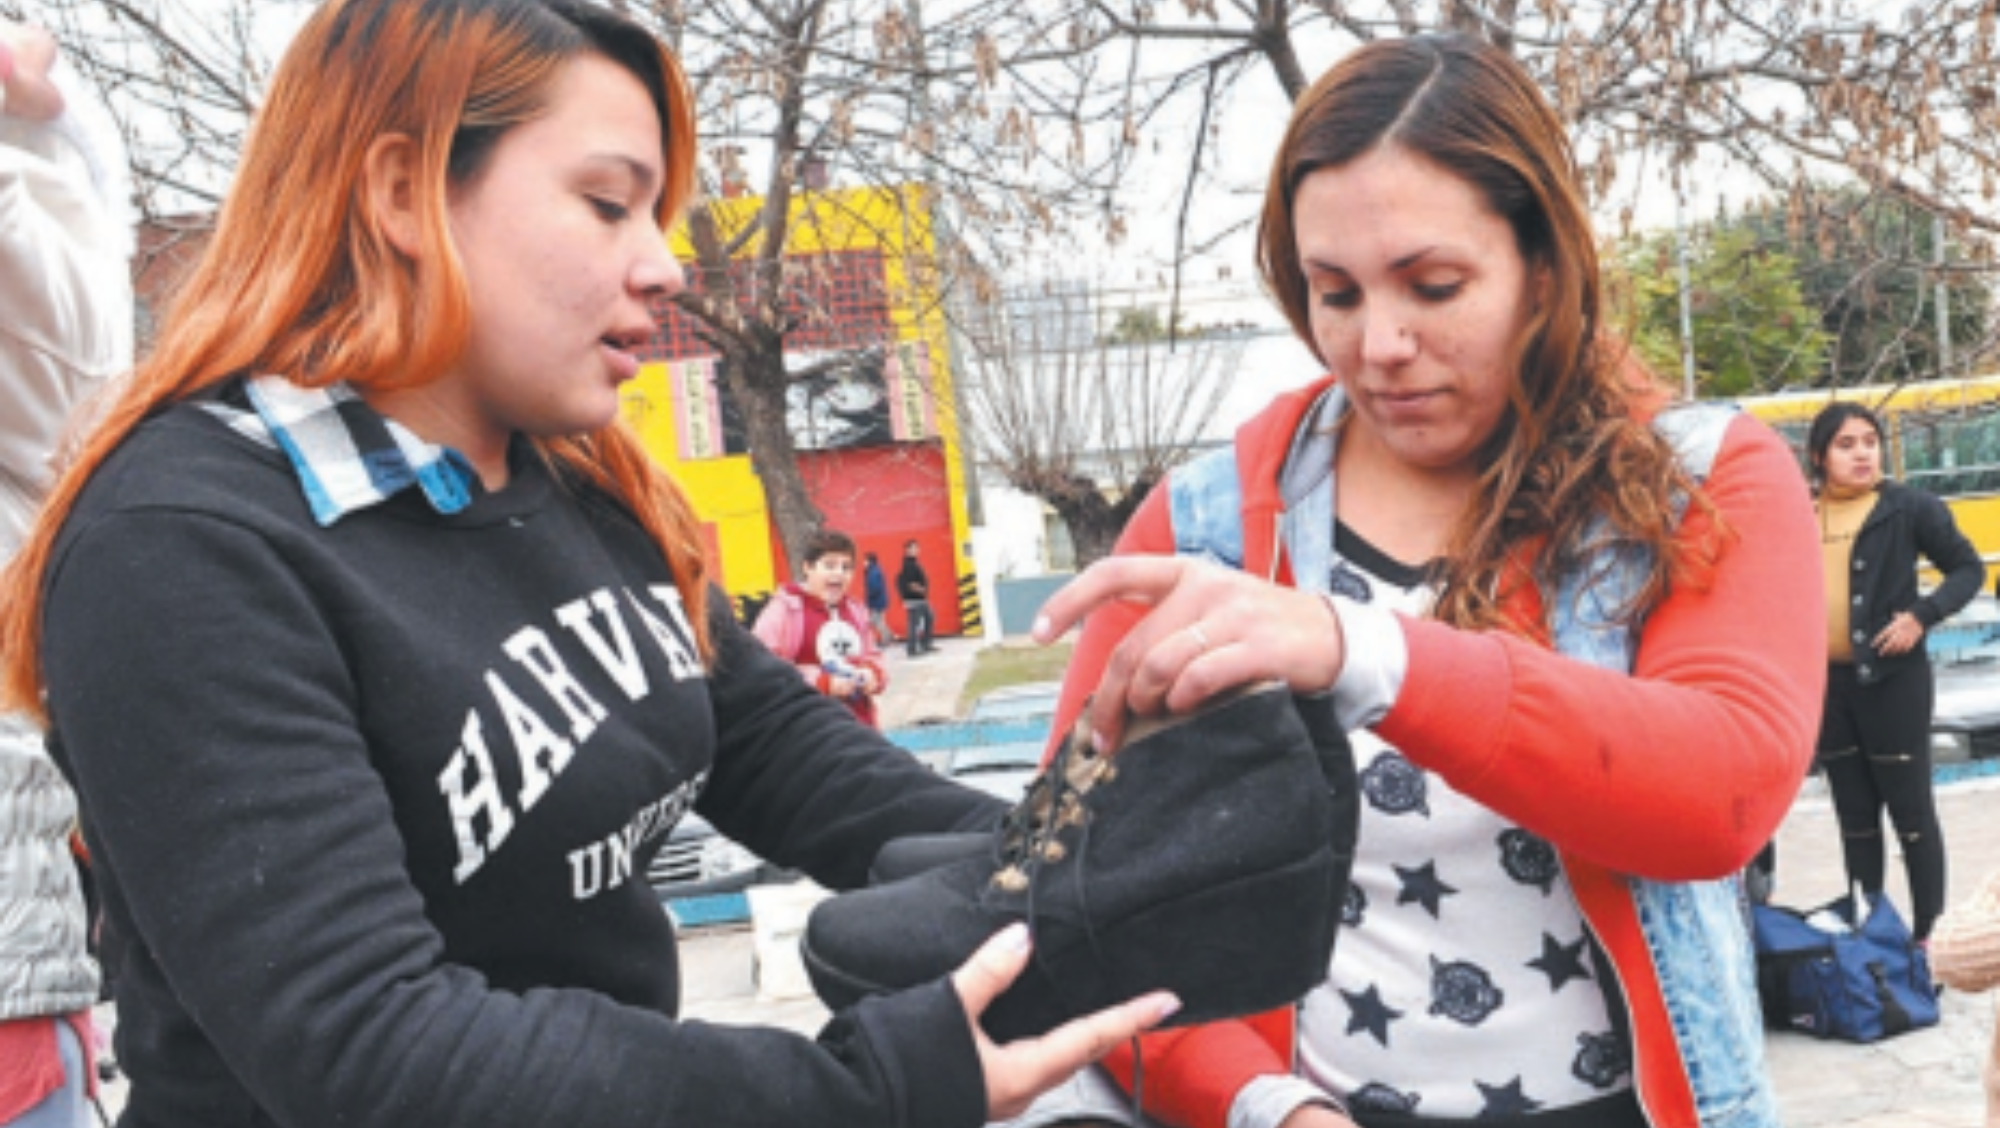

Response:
(699, 589), (1002, 891)
(0, 23), (133, 492)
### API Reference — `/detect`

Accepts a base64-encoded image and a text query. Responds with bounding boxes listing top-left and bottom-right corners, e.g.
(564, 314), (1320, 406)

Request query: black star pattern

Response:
(1394, 860), (1457, 918)
(1361, 752), (1430, 817)
(1428, 955), (1504, 1026)
(1341, 984), (1404, 1046)
(1527, 932), (1593, 993)
(1348, 1083), (1421, 1114)
(1342, 881), (1368, 927)
(1573, 1030), (1632, 1090)
(1496, 827), (1560, 895)
(1329, 560), (1374, 603)
(1475, 1077), (1542, 1117)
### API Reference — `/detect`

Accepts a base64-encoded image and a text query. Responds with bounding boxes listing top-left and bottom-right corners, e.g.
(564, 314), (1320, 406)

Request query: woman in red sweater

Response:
(1008, 33), (1822, 1128)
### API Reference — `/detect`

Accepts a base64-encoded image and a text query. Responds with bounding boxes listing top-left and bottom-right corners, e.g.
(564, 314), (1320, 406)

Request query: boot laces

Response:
(991, 720), (1114, 892)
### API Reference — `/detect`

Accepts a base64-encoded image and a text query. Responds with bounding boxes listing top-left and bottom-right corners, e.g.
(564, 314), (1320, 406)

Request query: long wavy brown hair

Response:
(2, 0), (711, 719)
(1257, 34), (1721, 635)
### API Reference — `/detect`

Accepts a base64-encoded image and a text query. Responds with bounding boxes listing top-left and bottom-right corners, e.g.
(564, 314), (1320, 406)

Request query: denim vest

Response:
(1168, 387), (1777, 1128)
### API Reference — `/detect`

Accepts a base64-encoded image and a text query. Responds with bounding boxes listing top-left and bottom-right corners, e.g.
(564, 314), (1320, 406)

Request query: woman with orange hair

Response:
(0, 2), (1171, 1126)
(1007, 33), (1822, 1128)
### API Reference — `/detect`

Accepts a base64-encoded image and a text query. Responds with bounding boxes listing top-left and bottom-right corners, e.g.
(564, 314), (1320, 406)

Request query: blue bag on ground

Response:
(1751, 890), (1938, 1042)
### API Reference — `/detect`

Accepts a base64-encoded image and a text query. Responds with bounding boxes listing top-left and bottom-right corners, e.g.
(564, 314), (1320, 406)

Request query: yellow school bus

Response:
(1735, 373), (2000, 587)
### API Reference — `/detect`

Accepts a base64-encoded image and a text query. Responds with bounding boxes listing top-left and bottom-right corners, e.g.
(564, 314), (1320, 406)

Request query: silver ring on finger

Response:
(1185, 623), (1212, 653)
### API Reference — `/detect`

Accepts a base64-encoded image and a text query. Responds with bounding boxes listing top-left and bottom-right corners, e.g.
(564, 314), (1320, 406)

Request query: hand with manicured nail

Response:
(951, 923), (1180, 1121)
(1031, 555), (1346, 755)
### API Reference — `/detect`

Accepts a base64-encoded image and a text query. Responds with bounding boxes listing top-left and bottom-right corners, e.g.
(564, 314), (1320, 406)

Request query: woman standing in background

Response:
(1806, 400), (1981, 941)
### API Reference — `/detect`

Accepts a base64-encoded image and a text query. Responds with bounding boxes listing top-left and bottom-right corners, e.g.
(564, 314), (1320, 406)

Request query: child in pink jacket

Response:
(752, 528), (889, 727)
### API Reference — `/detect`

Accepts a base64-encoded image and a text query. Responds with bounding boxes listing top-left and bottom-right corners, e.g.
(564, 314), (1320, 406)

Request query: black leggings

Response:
(1818, 662), (1946, 939)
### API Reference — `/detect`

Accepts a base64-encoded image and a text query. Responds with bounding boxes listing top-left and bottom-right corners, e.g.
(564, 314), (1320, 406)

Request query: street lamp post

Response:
(1936, 213), (1954, 379)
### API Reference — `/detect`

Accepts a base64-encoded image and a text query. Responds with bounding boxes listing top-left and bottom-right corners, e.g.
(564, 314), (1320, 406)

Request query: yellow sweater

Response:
(1819, 486), (1879, 663)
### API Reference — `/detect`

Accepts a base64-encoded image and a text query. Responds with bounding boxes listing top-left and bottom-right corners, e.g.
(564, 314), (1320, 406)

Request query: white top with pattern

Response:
(1294, 534), (1635, 1121)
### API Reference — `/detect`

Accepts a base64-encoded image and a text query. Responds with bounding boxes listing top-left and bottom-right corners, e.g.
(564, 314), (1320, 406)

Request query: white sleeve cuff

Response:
(1328, 594), (1406, 731)
(1227, 1074), (1346, 1128)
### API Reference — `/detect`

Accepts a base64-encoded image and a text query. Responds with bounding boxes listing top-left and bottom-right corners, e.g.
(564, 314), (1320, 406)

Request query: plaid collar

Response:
(202, 375), (480, 527)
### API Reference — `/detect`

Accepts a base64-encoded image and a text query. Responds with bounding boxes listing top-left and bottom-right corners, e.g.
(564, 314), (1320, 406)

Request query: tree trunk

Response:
(1045, 474), (1161, 569)
(720, 343), (826, 573)
(678, 188), (828, 576)
(1050, 497), (1122, 569)
(676, 2), (828, 575)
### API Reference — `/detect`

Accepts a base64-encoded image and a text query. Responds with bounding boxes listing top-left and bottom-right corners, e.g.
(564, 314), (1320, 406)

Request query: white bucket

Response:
(746, 881), (833, 1001)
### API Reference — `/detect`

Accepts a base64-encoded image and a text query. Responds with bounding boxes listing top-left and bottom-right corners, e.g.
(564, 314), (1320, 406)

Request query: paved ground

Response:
(92, 632), (2000, 1125)
(873, 630), (994, 729)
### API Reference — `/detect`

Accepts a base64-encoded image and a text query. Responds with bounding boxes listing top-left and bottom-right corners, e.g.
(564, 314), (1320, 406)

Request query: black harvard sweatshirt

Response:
(41, 400), (1004, 1128)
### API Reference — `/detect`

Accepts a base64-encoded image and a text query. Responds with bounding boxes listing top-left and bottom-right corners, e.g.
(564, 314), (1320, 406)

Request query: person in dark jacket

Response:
(863, 550), (895, 645)
(897, 539), (938, 657)
(1807, 400), (1982, 939)
(0, 5), (1175, 1127)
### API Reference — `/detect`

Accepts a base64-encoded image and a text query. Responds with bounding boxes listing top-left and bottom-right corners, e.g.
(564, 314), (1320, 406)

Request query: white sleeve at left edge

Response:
(0, 57), (133, 513)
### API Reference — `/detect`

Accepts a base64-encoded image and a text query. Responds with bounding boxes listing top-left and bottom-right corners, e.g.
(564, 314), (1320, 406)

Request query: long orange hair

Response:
(2, 0), (709, 719)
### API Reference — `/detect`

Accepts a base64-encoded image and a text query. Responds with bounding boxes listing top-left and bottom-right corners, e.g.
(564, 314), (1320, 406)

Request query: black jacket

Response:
(1834, 479), (1984, 685)
(897, 556), (930, 604)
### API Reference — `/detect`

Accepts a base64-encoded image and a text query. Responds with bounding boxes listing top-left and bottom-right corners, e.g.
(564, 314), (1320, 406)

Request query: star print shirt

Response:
(1295, 524), (1634, 1120)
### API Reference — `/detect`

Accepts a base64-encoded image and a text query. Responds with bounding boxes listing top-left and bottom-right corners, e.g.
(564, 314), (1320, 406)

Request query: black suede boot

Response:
(868, 830), (989, 886)
(804, 683), (1358, 1041)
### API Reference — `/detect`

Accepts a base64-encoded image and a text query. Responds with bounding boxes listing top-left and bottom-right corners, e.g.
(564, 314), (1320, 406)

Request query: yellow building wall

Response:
(623, 184), (980, 630)
(619, 362), (778, 597)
